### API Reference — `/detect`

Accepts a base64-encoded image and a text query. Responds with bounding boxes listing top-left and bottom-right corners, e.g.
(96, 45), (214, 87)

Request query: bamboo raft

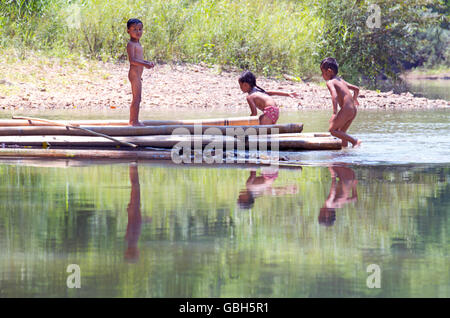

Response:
(0, 116), (260, 127)
(0, 116), (341, 161)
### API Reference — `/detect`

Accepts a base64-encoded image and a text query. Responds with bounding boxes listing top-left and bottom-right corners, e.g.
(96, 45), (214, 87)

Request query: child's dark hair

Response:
(239, 70), (266, 94)
(320, 57), (339, 75)
(318, 208), (336, 226)
(237, 191), (255, 209)
(127, 18), (143, 29)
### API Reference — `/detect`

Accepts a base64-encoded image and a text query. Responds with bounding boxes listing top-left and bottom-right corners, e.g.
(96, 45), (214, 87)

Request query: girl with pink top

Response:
(238, 71), (299, 125)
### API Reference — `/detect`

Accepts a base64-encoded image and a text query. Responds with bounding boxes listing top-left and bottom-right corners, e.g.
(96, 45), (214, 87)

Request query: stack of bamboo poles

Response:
(0, 116), (341, 160)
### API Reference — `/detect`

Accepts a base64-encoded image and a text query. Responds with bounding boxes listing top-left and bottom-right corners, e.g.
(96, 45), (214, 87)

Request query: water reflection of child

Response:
(237, 169), (298, 209)
(319, 166), (358, 226)
(124, 164), (142, 262)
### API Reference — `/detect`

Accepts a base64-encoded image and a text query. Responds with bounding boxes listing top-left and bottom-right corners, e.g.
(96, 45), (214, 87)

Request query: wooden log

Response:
(12, 116), (138, 148)
(0, 133), (341, 150)
(0, 148), (173, 160)
(278, 138), (341, 150)
(0, 149), (305, 168)
(269, 133), (331, 138)
(0, 116), (260, 127)
(250, 135), (341, 150)
(0, 123), (303, 136)
(0, 135), (235, 148)
(141, 116), (260, 126)
(0, 157), (304, 170)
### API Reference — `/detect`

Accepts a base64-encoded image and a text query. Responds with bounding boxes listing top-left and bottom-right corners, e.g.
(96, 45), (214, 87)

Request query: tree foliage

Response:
(0, 0), (448, 88)
(318, 0), (446, 87)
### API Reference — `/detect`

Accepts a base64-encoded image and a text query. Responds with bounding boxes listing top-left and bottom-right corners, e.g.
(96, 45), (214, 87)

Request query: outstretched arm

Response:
(127, 43), (154, 69)
(266, 91), (299, 98)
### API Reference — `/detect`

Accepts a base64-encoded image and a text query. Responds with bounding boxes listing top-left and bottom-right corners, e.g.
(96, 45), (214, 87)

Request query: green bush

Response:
(0, 0), (447, 88)
(317, 0), (445, 87)
(65, 0), (324, 77)
(0, 0), (325, 77)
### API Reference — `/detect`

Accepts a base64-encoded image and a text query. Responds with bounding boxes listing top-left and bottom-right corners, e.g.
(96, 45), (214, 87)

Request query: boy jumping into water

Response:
(127, 18), (155, 126)
(320, 58), (362, 147)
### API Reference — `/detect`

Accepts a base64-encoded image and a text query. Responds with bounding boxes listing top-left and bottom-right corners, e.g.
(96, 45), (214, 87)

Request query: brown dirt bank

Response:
(0, 56), (448, 114)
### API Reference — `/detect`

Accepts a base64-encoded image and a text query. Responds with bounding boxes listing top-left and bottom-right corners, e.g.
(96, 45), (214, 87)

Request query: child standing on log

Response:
(126, 18), (155, 126)
(238, 71), (298, 125)
(320, 58), (362, 147)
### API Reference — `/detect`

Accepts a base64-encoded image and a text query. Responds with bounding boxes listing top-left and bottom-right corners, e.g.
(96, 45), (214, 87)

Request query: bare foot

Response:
(129, 121), (145, 126)
(353, 139), (362, 148)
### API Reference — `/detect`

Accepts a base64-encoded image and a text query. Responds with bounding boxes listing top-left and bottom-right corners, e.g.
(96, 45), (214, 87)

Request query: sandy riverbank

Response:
(0, 56), (448, 114)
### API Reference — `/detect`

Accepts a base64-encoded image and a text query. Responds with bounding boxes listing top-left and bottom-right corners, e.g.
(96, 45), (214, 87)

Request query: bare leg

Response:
(330, 126), (360, 147)
(339, 108), (358, 147)
(347, 109), (361, 147)
(125, 165), (142, 262)
(259, 114), (274, 125)
(339, 131), (349, 148)
(329, 107), (360, 147)
(129, 77), (144, 126)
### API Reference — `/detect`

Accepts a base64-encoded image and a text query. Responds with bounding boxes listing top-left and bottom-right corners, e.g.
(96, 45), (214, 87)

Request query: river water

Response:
(406, 78), (450, 101)
(0, 109), (448, 297)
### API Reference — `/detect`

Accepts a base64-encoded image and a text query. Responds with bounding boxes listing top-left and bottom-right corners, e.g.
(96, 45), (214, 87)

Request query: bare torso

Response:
(128, 40), (144, 80)
(325, 74), (361, 147)
(329, 77), (355, 109)
(248, 91), (277, 111)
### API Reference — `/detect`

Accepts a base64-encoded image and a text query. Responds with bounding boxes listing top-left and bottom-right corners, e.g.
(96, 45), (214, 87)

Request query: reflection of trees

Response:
(0, 164), (448, 297)
(418, 182), (449, 242)
(319, 166), (358, 226)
